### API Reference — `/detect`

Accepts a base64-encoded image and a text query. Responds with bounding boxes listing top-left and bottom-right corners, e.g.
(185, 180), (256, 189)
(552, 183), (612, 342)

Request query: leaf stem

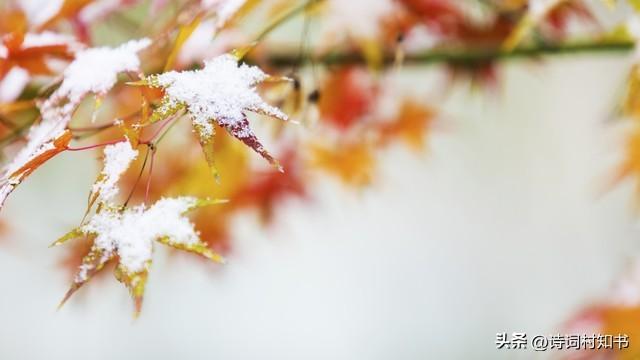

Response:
(65, 138), (125, 152)
(256, 0), (323, 43)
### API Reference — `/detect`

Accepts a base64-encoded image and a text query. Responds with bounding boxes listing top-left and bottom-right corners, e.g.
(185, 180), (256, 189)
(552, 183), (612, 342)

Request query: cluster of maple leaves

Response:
(0, 0), (637, 319)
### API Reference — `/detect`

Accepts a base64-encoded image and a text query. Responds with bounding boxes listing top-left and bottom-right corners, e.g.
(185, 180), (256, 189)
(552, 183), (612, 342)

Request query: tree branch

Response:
(263, 41), (635, 68)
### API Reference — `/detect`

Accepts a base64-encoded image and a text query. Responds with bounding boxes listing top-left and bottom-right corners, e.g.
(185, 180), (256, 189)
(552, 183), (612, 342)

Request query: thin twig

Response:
(145, 115), (179, 143)
(0, 116), (38, 147)
(144, 144), (157, 205)
(124, 145), (150, 208)
(66, 138), (125, 151)
(252, 0), (323, 45)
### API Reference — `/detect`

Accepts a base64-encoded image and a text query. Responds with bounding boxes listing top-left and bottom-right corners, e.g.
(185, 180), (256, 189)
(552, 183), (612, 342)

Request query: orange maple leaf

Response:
(607, 123), (640, 203)
(37, 0), (93, 31)
(0, 32), (76, 80)
(563, 304), (640, 359)
(377, 100), (436, 151)
(621, 65), (640, 121)
(0, 130), (72, 209)
(309, 140), (375, 187)
(0, 8), (28, 35)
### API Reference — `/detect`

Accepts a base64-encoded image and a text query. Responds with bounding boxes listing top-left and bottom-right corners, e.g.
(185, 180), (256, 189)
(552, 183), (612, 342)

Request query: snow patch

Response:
(80, 197), (201, 274)
(92, 141), (139, 204)
(153, 53), (287, 139)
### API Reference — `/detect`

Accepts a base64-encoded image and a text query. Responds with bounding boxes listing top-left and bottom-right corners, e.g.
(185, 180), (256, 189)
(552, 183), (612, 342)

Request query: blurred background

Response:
(0, 0), (639, 359)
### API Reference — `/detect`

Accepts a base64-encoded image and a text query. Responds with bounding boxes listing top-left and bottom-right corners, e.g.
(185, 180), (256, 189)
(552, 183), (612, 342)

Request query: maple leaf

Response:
(0, 219), (10, 241)
(48, 38), (150, 106)
(376, 100), (436, 151)
(0, 39), (150, 212)
(58, 235), (108, 280)
(621, 65), (640, 121)
(544, 1), (594, 37)
(318, 67), (377, 131)
(599, 307), (640, 359)
(0, 128), (72, 209)
(190, 208), (233, 254)
(231, 148), (307, 223)
(0, 31), (80, 102)
(0, 31), (79, 78)
(608, 123), (640, 202)
(562, 260), (640, 359)
(52, 196), (226, 316)
(143, 53), (289, 172)
(398, 0), (467, 37)
(397, 3), (515, 88)
(0, 8), (28, 35)
(119, 127), (249, 254)
(309, 140), (375, 187)
(36, 0), (93, 31)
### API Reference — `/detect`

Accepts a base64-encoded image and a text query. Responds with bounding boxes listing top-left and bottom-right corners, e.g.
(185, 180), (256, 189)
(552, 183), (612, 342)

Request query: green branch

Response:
(263, 41), (635, 68)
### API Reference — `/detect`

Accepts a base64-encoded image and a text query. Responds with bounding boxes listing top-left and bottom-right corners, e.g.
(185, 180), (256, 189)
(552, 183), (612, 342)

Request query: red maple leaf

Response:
(231, 148), (307, 224)
(318, 67), (377, 131)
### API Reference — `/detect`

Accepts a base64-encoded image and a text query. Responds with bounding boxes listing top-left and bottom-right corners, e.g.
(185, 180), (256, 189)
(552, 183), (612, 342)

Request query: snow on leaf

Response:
(114, 262), (149, 316)
(58, 239), (114, 309)
(53, 197), (226, 314)
(0, 39), (150, 212)
(146, 53), (289, 169)
(21, 31), (82, 50)
(52, 38), (150, 105)
(118, 130), (248, 254)
(195, 123), (221, 181)
(90, 141), (139, 207)
(0, 129), (72, 210)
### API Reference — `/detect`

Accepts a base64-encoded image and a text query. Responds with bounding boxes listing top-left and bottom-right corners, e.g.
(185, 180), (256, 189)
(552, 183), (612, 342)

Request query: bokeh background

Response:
(0, 1), (639, 359)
